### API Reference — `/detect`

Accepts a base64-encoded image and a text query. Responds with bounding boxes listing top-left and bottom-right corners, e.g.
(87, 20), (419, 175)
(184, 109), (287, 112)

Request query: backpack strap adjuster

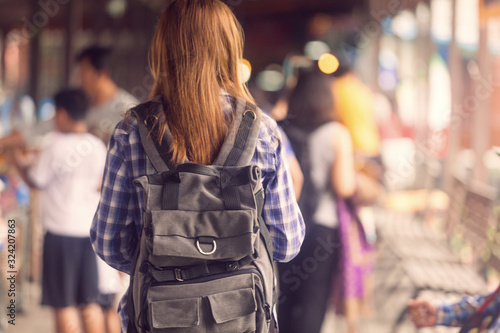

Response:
(174, 268), (184, 282)
(139, 261), (152, 274)
(243, 110), (257, 122)
(226, 262), (239, 272)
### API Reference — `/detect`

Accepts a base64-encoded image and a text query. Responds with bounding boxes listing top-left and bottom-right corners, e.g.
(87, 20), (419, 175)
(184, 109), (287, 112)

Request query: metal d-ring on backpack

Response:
(126, 97), (277, 333)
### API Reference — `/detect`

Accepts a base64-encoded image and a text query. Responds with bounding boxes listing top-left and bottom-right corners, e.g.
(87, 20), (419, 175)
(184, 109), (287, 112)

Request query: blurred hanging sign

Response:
(488, 17), (500, 53)
(480, 0), (500, 22)
(431, 0), (452, 45)
(456, 0), (479, 50)
(479, 0), (500, 53)
(428, 54), (451, 132)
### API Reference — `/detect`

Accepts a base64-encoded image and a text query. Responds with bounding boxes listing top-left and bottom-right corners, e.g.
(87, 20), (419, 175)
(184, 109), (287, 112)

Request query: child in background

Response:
(10, 89), (106, 333)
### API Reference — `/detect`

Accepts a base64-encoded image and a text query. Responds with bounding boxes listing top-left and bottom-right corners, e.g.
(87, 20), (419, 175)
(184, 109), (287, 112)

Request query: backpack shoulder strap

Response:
(130, 98), (173, 173)
(134, 97), (259, 170)
(213, 100), (260, 167)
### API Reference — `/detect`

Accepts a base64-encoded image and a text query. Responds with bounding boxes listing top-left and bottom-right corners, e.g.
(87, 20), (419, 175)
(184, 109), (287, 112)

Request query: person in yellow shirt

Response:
(332, 68), (381, 158)
(332, 64), (385, 203)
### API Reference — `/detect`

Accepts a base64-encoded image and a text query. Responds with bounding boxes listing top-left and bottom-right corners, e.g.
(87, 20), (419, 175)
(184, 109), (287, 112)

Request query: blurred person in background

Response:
(9, 89), (106, 333)
(408, 286), (500, 332)
(278, 70), (358, 333)
(329, 55), (379, 332)
(331, 52), (385, 202)
(76, 46), (133, 333)
(329, 43), (384, 271)
(0, 46), (133, 332)
(76, 46), (138, 144)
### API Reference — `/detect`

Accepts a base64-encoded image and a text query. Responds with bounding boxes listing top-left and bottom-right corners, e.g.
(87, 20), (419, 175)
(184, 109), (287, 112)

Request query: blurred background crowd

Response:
(2, 0), (500, 332)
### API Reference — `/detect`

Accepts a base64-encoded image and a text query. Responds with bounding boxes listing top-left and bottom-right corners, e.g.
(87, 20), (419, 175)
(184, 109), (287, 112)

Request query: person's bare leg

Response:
(54, 306), (81, 333)
(104, 309), (121, 333)
(80, 303), (105, 333)
(345, 299), (360, 333)
(361, 275), (375, 318)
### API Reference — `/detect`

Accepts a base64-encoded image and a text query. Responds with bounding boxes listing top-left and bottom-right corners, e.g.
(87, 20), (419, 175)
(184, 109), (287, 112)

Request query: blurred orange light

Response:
(240, 58), (252, 83)
(242, 58), (252, 72)
(318, 53), (339, 74)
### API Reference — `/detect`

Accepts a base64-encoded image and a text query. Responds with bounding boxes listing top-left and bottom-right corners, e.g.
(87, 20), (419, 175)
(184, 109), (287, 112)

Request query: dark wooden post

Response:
(28, 0), (40, 104)
(0, 29), (5, 88)
(63, 0), (82, 85)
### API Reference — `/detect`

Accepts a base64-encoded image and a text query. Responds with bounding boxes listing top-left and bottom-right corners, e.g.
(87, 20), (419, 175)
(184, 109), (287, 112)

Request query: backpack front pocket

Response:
(147, 273), (258, 332)
(207, 288), (256, 326)
(150, 297), (201, 329)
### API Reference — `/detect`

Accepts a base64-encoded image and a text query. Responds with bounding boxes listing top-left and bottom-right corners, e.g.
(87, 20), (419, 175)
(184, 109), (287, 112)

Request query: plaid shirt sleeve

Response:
(90, 122), (141, 274)
(437, 294), (485, 327)
(253, 113), (305, 263)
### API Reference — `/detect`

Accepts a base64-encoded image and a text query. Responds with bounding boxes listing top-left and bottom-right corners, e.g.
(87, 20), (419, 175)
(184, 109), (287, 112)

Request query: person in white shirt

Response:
(6, 46), (135, 333)
(10, 89), (107, 333)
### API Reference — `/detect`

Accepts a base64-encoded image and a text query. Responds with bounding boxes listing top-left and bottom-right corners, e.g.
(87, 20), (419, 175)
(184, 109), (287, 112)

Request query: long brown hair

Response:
(149, 0), (254, 166)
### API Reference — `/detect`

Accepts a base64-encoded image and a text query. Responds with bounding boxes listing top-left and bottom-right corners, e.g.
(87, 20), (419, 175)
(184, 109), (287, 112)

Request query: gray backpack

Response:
(126, 99), (277, 333)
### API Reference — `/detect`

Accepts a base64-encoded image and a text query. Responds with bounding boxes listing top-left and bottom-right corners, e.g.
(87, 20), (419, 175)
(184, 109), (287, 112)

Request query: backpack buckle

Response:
(196, 237), (217, 255)
(174, 268), (184, 282)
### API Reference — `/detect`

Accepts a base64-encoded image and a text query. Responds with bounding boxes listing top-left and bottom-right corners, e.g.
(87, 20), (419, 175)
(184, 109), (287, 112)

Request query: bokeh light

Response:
(304, 41), (331, 61)
(318, 53), (339, 74)
(107, 0), (127, 18)
(391, 10), (418, 40)
(378, 69), (398, 92)
(379, 49), (399, 70)
(256, 65), (285, 92)
(38, 98), (55, 121)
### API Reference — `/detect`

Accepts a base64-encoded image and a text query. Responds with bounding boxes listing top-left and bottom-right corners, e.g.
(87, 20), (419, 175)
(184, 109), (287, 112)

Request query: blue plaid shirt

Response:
(437, 291), (500, 332)
(90, 95), (305, 331)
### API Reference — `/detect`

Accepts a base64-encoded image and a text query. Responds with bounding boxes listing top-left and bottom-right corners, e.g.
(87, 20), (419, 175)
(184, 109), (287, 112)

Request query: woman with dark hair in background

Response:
(278, 70), (357, 333)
